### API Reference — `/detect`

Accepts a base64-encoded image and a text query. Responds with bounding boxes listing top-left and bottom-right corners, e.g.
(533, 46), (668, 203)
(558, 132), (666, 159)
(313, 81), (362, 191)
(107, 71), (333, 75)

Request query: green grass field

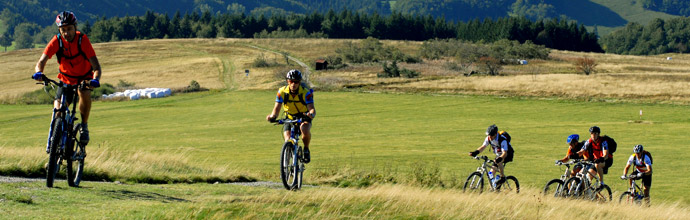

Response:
(1, 90), (688, 203)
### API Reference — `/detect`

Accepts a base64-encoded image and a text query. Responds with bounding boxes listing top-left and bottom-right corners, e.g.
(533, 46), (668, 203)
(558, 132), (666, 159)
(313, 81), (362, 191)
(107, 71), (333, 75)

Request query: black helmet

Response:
(589, 126), (600, 134)
(486, 124), (498, 136)
(56, 11), (77, 27)
(286, 69), (302, 81)
(634, 144), (644, 153)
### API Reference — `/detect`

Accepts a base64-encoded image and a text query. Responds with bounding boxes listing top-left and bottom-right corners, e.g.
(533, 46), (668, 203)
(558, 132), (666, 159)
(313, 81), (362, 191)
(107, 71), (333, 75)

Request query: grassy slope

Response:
(590, 0), (677, 35)
(2, 38), (690, 218)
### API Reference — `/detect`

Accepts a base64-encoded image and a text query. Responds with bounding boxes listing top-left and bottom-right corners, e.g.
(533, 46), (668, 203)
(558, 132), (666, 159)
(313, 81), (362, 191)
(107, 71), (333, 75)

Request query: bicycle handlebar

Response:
(272, 118), (303, 125)
(35, 75), (90, 90)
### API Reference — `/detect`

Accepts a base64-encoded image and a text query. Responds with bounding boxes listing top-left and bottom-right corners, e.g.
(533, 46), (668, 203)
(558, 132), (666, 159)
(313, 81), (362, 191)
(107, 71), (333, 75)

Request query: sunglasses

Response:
(288, 80), (300, 84)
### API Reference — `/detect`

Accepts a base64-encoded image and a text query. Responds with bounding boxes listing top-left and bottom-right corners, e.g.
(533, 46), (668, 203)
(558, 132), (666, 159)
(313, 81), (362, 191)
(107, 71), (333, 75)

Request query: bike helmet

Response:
(286, 69), (302, 81)
(486, 124), (498, 136)
(567, 134), (579, 144)
(589, 126), (600, 134)
(56, 11), (78, 27)
(633, 144), (644, 153)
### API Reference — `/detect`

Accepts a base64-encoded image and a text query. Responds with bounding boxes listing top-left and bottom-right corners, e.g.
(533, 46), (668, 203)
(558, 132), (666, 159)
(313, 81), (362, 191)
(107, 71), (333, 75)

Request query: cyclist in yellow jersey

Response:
(266, 70), (316, 163)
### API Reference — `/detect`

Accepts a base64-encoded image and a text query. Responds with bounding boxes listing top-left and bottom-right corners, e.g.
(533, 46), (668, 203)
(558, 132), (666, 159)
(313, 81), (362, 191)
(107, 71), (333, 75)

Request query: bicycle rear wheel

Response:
(66, 124), (85, 187)
(591, 185), (612, 202)
(463, 172), (484, 193)
(280, 142), (298, 190)
(497, 176), (520, 193)
(46, 117), (63, 188)
(543, 179), (565, 197)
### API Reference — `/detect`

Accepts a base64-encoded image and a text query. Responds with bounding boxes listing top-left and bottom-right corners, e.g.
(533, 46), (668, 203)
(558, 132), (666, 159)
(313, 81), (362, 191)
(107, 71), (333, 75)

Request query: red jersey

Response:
(43, 31), (96, 85)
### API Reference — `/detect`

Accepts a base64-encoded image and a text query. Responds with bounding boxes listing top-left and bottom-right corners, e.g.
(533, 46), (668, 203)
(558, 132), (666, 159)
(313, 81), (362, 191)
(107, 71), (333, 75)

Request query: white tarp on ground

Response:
(102, 88), (172, 100)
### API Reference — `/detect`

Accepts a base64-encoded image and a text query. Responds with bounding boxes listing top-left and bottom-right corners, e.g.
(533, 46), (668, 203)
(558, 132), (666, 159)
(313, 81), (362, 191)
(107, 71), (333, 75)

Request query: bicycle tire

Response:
(463, 172), (484, 193)
(67, 124), (85, 187)
(294, 147), (304, 190)
(280, 142), (297, 190)
(591, 185), (612, 202)
(543, 179), (565, 197)
(618, 191), (642, 205)
(564, 177), (583, 198)
(497, 176), (520, 193)
(46, 117), (63, 188)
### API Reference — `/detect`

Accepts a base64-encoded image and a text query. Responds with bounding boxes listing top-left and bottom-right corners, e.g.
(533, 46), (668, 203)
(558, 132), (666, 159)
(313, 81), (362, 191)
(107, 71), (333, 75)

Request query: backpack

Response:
(601, 135), (617, 154)
(641, 150), (653, 164)
(497, 131), (514, 162)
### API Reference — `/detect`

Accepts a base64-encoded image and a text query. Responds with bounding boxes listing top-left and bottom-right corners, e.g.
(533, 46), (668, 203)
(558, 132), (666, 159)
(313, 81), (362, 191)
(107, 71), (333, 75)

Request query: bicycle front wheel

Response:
(543, 179), (565, 197)
(619, 191), (642, 205)
(564, 177), (583, 198)
(497, 176), (520, 193)
(591, 185), (612, 202)
(463, 172), (484, 193)
(46, 117), (63, 188)
(280, 142), (298, 190)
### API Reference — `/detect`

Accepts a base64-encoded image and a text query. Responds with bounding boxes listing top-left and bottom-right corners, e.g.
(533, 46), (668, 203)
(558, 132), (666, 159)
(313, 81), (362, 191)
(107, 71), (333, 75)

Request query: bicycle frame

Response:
(620, 174), (645, 203)
(275, 118), (305, 190)
(43, 77), (84, 156)
(473, 156), (500, 190)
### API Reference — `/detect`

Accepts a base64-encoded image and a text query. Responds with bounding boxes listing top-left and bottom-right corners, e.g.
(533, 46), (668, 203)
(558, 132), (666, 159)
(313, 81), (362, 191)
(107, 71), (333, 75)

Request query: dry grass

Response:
(3, 38), (690, 104)
(220, 184), (690, 219)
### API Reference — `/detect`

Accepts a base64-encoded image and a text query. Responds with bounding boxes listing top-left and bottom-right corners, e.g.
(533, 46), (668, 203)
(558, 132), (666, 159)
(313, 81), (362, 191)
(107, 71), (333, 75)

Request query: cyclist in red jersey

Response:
(577, 126), (610, 186)
(32, 11), (102, 145)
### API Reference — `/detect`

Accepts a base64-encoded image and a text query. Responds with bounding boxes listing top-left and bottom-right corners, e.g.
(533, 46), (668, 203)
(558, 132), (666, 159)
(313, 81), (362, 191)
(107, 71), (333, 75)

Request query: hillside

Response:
(0, 0), (679, 35)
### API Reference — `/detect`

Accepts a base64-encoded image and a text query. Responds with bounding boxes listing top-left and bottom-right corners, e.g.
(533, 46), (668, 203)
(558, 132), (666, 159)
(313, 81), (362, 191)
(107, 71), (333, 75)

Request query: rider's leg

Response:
(283, 131), (290, 141)
(300, 122), (312, 149)
(77, 89), (92, 144)
(496, 162), (505, 178)
(643, 175), (652, 205)
(300, 122), (312, 163)
(595, 162), (605, 185)
(78, 89), (92, 123)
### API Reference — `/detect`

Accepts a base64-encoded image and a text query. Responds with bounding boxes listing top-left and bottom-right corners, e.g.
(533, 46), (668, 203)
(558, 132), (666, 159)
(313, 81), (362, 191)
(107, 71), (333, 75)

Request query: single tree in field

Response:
(575, 57), (597, 75)
(480, 56), (502, 75)
(0, 32), (12, 52)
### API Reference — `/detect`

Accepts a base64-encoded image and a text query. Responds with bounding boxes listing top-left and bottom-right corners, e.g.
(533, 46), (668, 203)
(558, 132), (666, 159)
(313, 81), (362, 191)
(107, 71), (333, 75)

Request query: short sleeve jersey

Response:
(43, 31), (96, 85)
(482, 135), (509, 157)
(627, 154), (652, 172)
(275, 85), (314, 115)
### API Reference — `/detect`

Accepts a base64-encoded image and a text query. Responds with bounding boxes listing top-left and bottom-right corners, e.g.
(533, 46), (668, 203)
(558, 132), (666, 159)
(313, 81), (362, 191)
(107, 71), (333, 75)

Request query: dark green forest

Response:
(601, 17), (690, 55)
(79, 10), (602, 53)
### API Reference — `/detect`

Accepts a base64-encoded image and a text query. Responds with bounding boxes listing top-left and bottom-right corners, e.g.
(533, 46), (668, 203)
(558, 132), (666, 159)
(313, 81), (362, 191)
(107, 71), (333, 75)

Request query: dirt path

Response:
(243, 44), (313, 87)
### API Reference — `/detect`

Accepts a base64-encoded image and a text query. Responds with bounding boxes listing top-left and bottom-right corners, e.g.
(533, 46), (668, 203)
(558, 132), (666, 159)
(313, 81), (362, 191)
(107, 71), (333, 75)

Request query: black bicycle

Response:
(37, 75), (87, 188)
(272, 118), (305, 190)
(564, 160), (612, 202)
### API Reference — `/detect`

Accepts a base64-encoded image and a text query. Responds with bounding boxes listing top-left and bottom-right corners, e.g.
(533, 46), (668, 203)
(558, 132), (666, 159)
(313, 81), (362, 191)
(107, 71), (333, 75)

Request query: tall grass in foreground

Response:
(0, 142), (255, 183)
(208, 185), (690, 219)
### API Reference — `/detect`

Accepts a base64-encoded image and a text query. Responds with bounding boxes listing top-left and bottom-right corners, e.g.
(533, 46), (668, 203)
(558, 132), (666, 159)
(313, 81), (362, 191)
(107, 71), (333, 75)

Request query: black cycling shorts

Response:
(55, 84), (82, 105)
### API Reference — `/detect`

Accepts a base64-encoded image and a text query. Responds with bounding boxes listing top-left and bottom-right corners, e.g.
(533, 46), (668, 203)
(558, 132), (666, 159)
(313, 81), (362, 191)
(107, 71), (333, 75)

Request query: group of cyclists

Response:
(30, 11), (652, 205)
(468, 124), (653, 204)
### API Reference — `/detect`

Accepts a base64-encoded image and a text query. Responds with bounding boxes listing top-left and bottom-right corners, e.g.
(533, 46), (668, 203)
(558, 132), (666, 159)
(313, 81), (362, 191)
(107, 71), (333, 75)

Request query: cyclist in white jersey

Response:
(469, 124), (512, 184)
(622, 144), (653, 204)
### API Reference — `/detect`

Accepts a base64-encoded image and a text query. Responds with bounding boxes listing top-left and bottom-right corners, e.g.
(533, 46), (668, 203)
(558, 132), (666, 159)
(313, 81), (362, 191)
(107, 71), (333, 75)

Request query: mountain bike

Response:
(272, 118), (305, 190)
(463, 155), (519, 193)
(543, 159), (582, 197)
(564, 161), (612, 202)
(37, 75), (87, 188)
(619, 174), (646, 205)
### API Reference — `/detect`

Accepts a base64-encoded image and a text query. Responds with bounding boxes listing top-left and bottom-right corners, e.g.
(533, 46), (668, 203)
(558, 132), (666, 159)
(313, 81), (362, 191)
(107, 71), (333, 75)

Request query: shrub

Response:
(324, 55), (348, 69)
(91, 83), (116, 99)
(575, 57), (597, 75)
(184, 80), (202, 92)
(378, 61), (420, 78)
(479, 57), (503, 75)
(336, 37), (419, 63)
(251, 53), (279, 68)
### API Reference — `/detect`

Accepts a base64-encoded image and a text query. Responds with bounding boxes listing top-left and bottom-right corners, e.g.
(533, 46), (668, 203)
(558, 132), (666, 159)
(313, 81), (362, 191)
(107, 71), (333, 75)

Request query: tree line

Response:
(601, 17), (690, 55)
(73, 10), (599, 53)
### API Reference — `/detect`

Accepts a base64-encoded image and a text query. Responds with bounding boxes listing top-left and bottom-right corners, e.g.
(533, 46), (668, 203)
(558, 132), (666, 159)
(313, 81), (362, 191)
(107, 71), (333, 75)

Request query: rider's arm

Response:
(498, 140), (508, 159)
(88, 56), (102, 80)
(35, 54), (49, 74)
(602, 141), (609, 158)
(306, 103), (315, 119)
(644, 156), (652, 175)
(266, 102), (281, 122)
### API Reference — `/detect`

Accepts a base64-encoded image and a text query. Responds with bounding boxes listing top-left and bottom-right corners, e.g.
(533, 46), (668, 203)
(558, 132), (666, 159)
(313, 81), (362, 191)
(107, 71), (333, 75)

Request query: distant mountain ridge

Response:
(0, 0), (681, 34)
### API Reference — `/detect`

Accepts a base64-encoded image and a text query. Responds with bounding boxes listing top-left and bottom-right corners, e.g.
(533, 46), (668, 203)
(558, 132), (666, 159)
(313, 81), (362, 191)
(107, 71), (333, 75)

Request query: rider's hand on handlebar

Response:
(32, 72), (43, 81)
(89, 79), (100, 88)
(469, 150), (480, 157)
(621, 175), (627, 180)
(637, 172), (644, 178)
(266, 114), (277, 123)
(555, 160), (562, 165)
